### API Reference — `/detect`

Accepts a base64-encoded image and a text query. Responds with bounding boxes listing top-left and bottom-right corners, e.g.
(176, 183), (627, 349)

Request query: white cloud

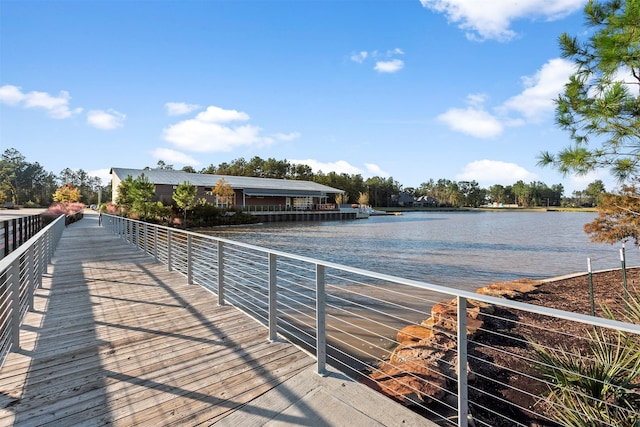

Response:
(456, 160), (537, 185)
(0, 85), (25, 105)
(365, 163), (390, 177)
(290, 159), (389, 178)
(290, 159), (362, 175)
(466, 93), (488, 106)
(374, 59), (405, 74)
(272, 132), (301, 141)
(0, 84), (82, 118)
(162, 105), (276, 152)
(88, 168), (112, 186)
(150, 148), (200, 166)
(419, 0), (585, 41)
(196, 105), (250, 123)
(437, 95), (504, 138)
(439, 58), (574, 137)
(165, 102), (201, 116)
(350, 51), (368, 63)
(351, 48), (405, 73)
(87, 109), (126, 130)
(501, 58), (575, 121)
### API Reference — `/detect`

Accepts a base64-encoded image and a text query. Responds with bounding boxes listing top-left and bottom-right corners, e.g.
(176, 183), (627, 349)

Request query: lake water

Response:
(206, 211), (635, 294)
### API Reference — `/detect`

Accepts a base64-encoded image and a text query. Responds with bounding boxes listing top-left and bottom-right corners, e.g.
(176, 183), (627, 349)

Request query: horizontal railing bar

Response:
(103, 215), (639, 334)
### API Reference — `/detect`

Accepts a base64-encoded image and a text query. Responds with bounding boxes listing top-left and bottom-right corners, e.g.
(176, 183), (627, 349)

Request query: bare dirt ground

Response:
(467, 267), (640, 426)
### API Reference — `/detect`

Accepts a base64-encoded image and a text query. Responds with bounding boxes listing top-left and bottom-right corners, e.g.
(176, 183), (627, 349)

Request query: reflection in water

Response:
(205, 211), (634, 293)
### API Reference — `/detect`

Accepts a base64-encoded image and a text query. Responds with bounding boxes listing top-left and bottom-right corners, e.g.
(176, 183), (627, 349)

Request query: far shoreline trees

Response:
(0, 148), (608, 210)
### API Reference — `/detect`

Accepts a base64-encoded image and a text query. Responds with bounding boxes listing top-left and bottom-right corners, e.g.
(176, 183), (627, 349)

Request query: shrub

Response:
(42, 202), (86, 225)
(533, 293), (640, 426)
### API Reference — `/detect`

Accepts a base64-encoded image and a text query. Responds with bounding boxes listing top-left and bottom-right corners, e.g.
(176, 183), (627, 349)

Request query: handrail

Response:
(0, 214), (65, 368)
(0, 214), (43, 260)
(102, 214), (640, 427)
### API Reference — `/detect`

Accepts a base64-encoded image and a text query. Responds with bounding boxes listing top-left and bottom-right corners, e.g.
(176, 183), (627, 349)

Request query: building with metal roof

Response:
(110, 167), (344, 210)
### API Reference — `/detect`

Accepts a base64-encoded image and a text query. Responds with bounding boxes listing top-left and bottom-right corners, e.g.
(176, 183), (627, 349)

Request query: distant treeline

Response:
(152, 157), (606, 208)
(0, 149), (605, 208)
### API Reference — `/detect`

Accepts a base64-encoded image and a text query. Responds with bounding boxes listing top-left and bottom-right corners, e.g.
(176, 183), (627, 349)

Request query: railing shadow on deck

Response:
(1, 214), (335, 426)
(7, 225), (113, 426)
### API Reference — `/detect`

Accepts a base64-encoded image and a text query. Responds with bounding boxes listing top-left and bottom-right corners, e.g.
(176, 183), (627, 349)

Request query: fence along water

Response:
(102, 214), (640, 425)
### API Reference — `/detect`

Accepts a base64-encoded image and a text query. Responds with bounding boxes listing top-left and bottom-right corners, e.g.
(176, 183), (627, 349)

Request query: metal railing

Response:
(102, 214), (640, 427)
(242, 204), (339, 212)
(1, 214), (43, 260)
(0, 215), (65, 368)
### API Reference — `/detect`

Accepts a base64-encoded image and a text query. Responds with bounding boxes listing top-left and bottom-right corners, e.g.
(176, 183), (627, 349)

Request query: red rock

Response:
(368, 361), (447, 406)
(396, 324), (434, 345)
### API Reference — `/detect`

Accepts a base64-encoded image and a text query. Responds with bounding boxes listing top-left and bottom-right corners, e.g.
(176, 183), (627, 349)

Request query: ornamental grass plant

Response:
(533, 292), (640, 426)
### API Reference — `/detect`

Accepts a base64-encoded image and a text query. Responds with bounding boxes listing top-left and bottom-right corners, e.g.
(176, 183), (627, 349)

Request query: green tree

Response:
(172, 181), (198, 228)
(487, 184), (507, 204)
(538, 0), (640, 182)
(512, 180), (531, 207)
(155, 160), (173, 170)
(290, 163), (314, 180)
(130, 174), (156, 219)
(115, 175), (135, 212)
(116, 174), (155, 219)
(458, 180), (486, 207)
(585, 179), (607, 206)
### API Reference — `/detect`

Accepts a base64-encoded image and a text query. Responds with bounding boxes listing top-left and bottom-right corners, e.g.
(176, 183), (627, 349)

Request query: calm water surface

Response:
(207, 211), (635, 293)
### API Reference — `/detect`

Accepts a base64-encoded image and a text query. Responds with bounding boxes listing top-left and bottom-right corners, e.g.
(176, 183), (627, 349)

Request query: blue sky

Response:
(0, 0), (613, 194)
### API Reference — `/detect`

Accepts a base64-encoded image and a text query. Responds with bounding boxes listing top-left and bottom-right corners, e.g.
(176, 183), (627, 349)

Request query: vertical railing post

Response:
(143, 223), (148, 255)
(620, 246), (629, 315)
(4, 221), (9, 257)
(167, 229), (173, 271)
(153, 228), (158, 262)
(187, 234), (193, 285)
(12, 219), (17, 253)
(316, 263), (326, 375)
(457, 296), (469, 427)
(588, 257), (595, 316)
(46, 224), (53, 269)
(35, 237), (44, 285)
(268, 252), (277, 342)
(27, 244), (35, 311)
(9, 258), (20, 351)
(217, 240), (225, 305)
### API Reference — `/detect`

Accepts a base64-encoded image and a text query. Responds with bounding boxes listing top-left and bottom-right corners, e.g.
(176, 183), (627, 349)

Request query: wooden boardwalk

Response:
(0, 213), (433, 426)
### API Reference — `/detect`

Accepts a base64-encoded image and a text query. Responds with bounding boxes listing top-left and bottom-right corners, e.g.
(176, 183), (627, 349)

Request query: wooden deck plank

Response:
(0, 213), (436, 427)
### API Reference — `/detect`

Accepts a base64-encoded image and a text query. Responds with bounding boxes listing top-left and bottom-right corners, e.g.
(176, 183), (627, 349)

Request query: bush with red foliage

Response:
(42, 202), (86, 225)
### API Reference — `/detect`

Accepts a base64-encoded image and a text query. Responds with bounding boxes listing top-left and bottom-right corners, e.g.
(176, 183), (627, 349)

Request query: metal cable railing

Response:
(103, 214), (640, 427)
(0, 214), (65, 369)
